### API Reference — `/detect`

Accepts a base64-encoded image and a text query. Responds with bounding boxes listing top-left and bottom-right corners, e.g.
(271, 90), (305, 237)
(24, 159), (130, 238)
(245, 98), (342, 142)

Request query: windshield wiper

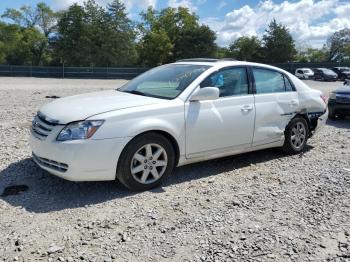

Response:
(121, 90), (147, 96)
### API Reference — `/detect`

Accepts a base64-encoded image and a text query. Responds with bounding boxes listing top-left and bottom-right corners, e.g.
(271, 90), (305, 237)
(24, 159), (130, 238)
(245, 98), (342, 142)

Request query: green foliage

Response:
(54, 0), (136, 66)
(327, 28), (350, 62)
(1, 2), (57, 65)
(344, 44), (350, 61)
(137, 29), (173, 66)
(0, 22), (47, 65)
(228, 36), (263, 62)
(1, 2), (350, 67)
(305, 48), (328, 62)
(262, 19), (296, 63)
(138, 7), (217, 66)
(215, 47), (230, 59)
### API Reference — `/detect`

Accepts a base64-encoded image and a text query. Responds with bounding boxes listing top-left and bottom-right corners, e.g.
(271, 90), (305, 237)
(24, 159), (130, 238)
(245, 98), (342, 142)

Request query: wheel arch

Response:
(291, 113), (312, 135)
(119, 129), (181, 170)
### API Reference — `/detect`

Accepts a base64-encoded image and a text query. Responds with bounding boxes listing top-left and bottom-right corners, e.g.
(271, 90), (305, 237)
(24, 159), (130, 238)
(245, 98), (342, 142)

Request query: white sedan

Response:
(30, 59), (328, 191)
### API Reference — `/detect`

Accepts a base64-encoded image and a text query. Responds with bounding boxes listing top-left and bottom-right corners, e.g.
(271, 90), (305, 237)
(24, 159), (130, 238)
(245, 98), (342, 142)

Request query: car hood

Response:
(39, 90), (167, 124)
(335, 85), (350, 94)
(325, 73), (337, 76)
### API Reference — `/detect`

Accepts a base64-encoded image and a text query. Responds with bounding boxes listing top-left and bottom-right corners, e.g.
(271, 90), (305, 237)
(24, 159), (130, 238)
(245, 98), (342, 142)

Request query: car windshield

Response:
(303, 69), (312, 73)
(341, 68), (350, 72)
(118, 64), (210, 99)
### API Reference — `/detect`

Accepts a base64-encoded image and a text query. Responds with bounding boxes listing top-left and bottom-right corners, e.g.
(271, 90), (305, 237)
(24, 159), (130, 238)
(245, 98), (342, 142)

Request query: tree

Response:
(228, 36), (263, 61)
(0, 22), (46, 65)
(262, 19), (296, 63)
(54, 0), (136, 66)
(53, 4), (88, 66)
(2, 3), (57, 65)
(327, 28), (350, 62)
(137, 29), (173, 66)
(138, 7), (217, 66)
(344, 43), (350, 61)
(306, 48), (328, 62)
(215, 46), (230, 59)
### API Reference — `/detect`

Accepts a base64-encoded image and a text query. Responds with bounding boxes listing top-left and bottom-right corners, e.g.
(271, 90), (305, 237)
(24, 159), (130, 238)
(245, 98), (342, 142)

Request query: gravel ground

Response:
(0, 77), (349, 262)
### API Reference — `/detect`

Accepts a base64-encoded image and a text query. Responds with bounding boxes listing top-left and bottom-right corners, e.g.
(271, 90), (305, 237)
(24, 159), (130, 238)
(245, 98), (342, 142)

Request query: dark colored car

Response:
(328, 80), (350, 119)
(332, 67), (350, 81)
(313, 68), (338, 81)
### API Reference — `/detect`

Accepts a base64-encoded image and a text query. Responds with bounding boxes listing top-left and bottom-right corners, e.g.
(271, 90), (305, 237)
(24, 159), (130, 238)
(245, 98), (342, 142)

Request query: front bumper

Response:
(325, 76), (337, 81)
(30, 128), (130, 181)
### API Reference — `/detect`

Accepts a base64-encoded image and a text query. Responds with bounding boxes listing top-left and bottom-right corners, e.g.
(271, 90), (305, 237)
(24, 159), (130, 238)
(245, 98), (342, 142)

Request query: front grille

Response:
(32, 153), (69, 173)
(336, 94), (350, 104)
(31, 112), (59, 139)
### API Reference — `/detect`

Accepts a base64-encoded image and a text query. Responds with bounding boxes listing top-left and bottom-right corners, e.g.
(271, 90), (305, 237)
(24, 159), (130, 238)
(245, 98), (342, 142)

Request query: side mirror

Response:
(190, 87), (219, 101)
(344, 79), (350, 86)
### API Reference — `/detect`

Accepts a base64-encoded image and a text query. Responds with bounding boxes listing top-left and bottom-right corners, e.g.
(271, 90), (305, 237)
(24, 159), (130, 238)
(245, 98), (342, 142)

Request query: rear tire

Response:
(116, 132), (175, 191)
(282, 117), (309, 154)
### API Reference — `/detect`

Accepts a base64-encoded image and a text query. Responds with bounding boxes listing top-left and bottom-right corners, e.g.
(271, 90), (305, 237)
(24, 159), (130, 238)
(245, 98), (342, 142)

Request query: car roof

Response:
(173, 59), (290, 72)
(171, 58), (313, 94)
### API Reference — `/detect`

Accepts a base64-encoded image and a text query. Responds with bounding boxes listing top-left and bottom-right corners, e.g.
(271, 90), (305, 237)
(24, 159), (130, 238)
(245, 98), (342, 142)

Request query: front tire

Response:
(282, 117), (309, 154)
(116, 132), (175, 191)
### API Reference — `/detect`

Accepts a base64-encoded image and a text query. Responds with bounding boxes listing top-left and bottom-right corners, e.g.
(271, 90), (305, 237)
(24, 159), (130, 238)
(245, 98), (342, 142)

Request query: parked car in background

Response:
(332, 67), (350, 81)
(30, 59), (328, 191)
(328, 79), (350, 119)
(295, 68), (314, 79)
(313, 68), (338, 81)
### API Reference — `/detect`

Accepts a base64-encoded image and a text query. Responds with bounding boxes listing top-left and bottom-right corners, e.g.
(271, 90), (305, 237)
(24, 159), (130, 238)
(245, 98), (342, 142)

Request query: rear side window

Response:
(200, 67), (249, 97)
(253, 68), (286, 94)
(284, 75), (294, 92)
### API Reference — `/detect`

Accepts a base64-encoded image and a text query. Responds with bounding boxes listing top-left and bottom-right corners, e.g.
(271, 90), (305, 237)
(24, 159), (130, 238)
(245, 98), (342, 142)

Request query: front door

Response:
(185, 67), (255, 158)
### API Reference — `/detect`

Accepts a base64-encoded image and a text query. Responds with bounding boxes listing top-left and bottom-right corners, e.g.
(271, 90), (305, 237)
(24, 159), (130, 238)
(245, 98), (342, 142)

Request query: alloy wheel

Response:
(290, 122), (306, 150)
(130, 143), (168, 184)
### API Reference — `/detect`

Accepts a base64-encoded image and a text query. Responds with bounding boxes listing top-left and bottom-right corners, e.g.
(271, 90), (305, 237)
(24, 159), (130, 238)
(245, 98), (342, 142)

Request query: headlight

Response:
(57, 120), (104, 141)
(329, 92), (336, 100)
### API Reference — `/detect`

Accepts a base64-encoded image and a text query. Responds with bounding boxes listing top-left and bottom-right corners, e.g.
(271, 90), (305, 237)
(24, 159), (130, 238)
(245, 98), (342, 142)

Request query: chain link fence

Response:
(0, 65), (149, 79)
(0, 62), (349, 79)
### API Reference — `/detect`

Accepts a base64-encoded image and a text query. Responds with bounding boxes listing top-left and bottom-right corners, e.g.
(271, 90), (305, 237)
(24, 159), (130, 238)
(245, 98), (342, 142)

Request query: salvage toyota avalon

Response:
(30, 59), (328, 191)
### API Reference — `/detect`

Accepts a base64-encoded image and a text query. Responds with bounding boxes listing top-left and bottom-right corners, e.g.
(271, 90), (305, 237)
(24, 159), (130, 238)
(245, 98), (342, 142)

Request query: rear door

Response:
(251, 67), (299, 146)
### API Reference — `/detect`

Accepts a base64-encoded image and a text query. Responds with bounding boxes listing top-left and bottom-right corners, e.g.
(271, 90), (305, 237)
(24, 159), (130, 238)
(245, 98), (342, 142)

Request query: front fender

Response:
(88, 101), (186, 155)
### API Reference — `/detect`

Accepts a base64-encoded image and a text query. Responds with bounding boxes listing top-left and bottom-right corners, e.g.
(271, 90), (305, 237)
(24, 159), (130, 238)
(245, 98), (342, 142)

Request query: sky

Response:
(1, 0), (350, 48)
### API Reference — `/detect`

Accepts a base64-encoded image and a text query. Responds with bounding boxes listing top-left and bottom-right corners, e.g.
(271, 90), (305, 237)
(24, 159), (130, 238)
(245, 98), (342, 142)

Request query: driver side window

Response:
(200, 67), (249, 97)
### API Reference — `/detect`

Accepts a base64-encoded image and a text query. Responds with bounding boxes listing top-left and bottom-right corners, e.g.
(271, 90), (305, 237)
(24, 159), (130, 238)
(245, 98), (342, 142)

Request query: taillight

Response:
(320, 94), (327, 104)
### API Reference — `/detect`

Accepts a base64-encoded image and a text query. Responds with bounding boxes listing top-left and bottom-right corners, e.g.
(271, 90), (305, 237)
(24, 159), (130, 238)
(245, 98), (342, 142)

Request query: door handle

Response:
(288, 100), (298, 106)
(241, 104), (253, 112)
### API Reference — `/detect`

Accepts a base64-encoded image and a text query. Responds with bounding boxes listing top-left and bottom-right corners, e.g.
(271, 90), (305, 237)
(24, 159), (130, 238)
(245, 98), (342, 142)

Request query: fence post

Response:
(62, 63), (65, 79)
